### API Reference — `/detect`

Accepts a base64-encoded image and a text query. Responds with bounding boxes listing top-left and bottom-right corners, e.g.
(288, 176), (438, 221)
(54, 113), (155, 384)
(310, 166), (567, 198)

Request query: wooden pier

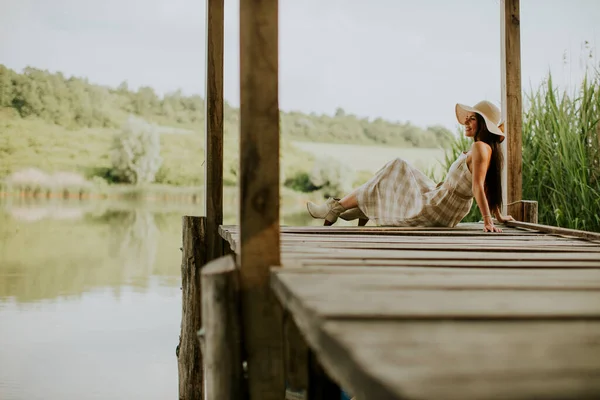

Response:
(176, 0), (600, 399)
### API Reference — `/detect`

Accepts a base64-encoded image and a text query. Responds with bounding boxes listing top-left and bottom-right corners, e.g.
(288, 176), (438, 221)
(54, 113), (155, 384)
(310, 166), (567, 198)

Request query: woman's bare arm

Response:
(470, 141), (502, 232)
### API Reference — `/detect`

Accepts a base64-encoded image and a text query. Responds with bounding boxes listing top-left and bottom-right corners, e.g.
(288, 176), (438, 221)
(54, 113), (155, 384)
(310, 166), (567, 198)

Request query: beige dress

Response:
(356, 152), (473, 227)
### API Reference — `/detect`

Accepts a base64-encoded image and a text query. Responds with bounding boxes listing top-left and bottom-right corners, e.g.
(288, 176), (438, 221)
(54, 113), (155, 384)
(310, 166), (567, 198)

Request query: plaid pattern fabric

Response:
(356, 153), (473, 227)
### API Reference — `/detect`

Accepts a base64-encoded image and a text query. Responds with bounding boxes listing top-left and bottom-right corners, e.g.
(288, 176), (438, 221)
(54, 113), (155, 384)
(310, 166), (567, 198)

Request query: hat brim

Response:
(456, 103), (505, 142)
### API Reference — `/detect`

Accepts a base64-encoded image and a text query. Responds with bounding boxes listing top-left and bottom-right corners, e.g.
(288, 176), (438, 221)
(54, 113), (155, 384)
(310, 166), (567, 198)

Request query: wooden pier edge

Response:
(201, 254), (245, 400)
(177, 216), (207, 400)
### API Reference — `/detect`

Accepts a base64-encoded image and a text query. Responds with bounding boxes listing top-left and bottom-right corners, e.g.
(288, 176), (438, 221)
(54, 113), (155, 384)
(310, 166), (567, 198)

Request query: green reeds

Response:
(523, 72), (600, 231)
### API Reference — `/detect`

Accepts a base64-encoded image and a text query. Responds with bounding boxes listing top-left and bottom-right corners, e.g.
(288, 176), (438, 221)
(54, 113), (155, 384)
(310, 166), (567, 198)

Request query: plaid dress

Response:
(356, 152), (473, 227)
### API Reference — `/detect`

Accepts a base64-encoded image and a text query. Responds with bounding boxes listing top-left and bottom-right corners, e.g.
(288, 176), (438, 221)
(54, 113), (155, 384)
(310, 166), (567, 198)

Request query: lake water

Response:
(0, 196), (321, 400)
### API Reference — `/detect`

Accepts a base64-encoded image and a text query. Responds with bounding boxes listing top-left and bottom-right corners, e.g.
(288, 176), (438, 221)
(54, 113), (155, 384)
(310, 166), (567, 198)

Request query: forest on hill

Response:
(0, 65), (455, 148)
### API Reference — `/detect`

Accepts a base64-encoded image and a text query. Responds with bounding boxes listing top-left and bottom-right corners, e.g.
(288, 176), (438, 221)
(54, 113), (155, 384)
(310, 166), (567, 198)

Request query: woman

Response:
(306, 100), (514, 232)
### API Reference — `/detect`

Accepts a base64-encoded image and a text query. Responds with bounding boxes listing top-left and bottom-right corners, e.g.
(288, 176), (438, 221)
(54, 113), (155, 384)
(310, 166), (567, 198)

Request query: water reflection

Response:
(0, 202), (183, 302)
(0, 196), (320, 303)
(0, 195), (323, 399)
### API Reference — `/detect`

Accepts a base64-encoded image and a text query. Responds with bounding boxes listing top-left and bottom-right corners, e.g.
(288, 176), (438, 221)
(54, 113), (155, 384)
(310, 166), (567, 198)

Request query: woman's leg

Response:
(339, 189), (359, 210)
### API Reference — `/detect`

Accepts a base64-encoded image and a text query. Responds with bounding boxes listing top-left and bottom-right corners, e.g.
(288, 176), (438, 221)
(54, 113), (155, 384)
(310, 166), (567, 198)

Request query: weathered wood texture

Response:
(272, 269), (600, 319)
(217, 222), (600, 399)
(204, 0), (224, 262)
(501, 0), (523, 220)
(202, 255), (245, 400)
(506, 220), (600, 241)
(178, 216), (206, 400)
(271, 266), (600, 400)
(320, 320), (600, 400)
(522, 200), (538, 223)
(239, 0), (284, 398)
(284, 311), (308, 393)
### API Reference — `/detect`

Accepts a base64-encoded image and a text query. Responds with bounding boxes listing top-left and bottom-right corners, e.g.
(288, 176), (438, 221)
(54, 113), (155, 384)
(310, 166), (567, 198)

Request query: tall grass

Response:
(523, 72), (600, 231)
(438, 72), (600, 231)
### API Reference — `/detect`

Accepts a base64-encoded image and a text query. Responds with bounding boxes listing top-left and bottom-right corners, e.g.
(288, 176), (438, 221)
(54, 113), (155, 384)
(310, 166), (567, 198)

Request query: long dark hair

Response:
(474, 113), (503, 212)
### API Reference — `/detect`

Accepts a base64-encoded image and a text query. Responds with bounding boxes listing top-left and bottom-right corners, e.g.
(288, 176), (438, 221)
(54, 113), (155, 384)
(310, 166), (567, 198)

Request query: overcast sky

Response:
(1, 0), (599, 130)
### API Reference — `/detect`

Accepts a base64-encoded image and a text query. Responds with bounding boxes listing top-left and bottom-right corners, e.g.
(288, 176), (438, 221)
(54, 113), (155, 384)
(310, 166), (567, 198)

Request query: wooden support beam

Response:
(202, 255), (245, 400)
(284, 311), (309, 399)
(239, 0), (284, 399)
(204, 0), (224, 262)
(178, 216), (207, 400)
(501, 0), (523, 220)
(505, 200), (538, 224)
(522, 200), (538, 224)
(307, 350), (341, 400)
(505, 219), (600, 242)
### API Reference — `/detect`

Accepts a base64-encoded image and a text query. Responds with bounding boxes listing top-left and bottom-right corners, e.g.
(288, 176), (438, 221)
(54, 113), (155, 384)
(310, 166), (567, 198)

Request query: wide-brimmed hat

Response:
(455, 100), (505, 142)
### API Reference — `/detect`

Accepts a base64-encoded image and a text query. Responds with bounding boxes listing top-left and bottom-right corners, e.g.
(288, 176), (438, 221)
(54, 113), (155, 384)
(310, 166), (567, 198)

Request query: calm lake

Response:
(0, 195), (321, 400)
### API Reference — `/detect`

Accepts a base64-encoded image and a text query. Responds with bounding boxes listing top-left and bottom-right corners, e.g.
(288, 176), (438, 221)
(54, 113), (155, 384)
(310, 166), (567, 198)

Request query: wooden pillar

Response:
(178, 216), (206, 400)
(522, 200), (538, 224)
(284, 312), (309, 398)
(239, 0), (284, 399)
(202, 255), (245, 400)
(204, 0), (224, 262)
(501, 0), (524, 221)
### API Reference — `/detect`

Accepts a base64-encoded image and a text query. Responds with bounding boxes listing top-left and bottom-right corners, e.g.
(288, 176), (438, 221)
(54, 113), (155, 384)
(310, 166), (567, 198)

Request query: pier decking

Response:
(175, 1), (600, 398)
(219, 223), (600, 399)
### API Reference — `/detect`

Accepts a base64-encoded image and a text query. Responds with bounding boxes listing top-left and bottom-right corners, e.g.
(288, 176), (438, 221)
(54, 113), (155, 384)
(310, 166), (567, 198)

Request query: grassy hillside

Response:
(0, 65), (455, 147)
(0, 64), (454, 192)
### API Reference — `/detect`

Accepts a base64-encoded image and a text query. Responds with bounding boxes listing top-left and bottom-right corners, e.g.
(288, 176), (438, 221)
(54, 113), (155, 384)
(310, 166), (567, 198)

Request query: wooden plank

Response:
(272, 275), (600, 399)
(202, 255), (245, 400)
(205, 0), (225, 262)
(276, 234), (588, 244)
(506, 220), (600, 242)
(239, 0), (284, 398)
(501, 0), (523, 219)
(283, 310), (308, 395)
(279, 242), (600, 253)
(224, 233), (591, 251)
(319, 320), (600, 400)
(178, 216), (206, 400)
(279, 248), (600, 262)
(274, 266), (600, 290)
(292, 258), (600, 269)
(224, 222), (523, 231)
(222, 225), (534, 235)
(271, 272), (600, 319)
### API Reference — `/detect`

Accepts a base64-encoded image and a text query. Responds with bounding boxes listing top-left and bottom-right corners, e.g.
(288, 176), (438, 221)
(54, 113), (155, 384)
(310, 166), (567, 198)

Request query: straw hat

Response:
(455, 100), (505, 142)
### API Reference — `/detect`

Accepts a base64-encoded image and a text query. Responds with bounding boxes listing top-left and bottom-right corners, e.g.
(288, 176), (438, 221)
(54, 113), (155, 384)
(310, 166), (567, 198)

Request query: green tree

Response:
(110, 116), (163, 185)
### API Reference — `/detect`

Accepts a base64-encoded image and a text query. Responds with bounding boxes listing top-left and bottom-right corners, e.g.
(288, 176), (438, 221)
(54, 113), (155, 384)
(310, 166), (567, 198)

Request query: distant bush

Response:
(110, 116), (163, 185)
(308, 157), (355, 198)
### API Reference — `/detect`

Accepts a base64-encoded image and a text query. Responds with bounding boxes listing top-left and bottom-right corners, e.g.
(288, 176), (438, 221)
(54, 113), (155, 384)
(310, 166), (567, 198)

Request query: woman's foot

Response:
(306, 197), (347, 226)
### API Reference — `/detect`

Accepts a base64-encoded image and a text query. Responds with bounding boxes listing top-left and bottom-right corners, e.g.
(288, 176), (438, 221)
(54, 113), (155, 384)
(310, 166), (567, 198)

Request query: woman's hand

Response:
(483, 216), (502, 232)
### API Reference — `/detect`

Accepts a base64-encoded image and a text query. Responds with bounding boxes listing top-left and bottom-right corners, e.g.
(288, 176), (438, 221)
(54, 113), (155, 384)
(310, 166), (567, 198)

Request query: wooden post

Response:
(178, 216), (206, 400)
(204, 0), (224, 262)
(239, 0), (285, 398)
(284, 312), (309, 399)
(307, 350), (341, 400)
(501, 0), (524, 221)
(522, 200), (538, 224)
(202, 255), (245, 400)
